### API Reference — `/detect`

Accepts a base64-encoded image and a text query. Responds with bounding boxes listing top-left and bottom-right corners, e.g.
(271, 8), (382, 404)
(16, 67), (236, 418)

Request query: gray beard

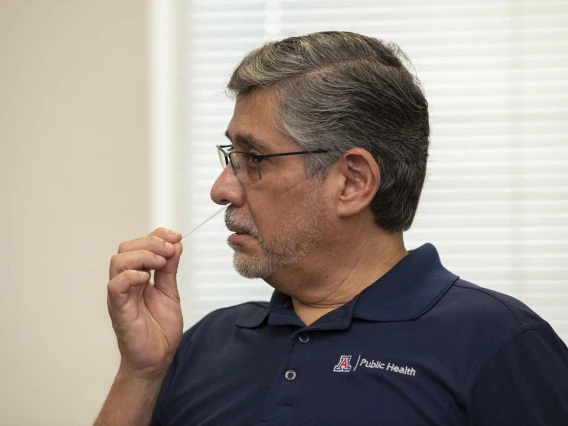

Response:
(225, 183), (326, 279)
(230, 231), (314, 279)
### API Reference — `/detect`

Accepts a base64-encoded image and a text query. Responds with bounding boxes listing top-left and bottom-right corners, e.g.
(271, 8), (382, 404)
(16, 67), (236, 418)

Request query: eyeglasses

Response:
(216, 144), (329, 183)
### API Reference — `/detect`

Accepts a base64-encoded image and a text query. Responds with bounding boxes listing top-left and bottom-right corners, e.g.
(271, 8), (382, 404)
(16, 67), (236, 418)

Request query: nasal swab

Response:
(148, 205), (229, 286)
(181, 204), (229, 239)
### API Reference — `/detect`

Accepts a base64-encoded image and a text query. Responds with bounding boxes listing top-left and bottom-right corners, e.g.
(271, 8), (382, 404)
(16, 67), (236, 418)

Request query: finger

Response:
(148, 227), (182, 244)
(154, 241), (183, 295)
(109, 250), (167, 280)
(118, 234), (179, 258)
(107, 269), (150, 312)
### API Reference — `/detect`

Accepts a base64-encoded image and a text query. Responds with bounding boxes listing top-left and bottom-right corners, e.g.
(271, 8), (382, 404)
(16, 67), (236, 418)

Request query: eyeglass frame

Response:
(216, 144), (330, 182)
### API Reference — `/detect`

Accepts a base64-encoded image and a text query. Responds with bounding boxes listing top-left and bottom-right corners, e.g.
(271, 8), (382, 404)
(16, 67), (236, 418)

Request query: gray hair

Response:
(227, 31), (429, 232)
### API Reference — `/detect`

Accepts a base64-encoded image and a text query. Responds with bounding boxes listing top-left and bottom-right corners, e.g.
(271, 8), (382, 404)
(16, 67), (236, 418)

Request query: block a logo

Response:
(333, 355), (353, 372)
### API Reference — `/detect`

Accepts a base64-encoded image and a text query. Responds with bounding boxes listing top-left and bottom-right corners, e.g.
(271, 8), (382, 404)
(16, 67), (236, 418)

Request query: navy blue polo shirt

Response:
(151, 244), (568, 425)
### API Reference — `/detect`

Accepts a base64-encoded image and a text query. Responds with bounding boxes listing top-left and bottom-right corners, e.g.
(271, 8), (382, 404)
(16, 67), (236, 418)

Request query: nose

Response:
(210, 165), (245, 207)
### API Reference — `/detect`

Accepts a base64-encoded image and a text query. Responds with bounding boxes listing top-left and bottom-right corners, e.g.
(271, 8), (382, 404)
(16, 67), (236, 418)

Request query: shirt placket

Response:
(256, 300), (355, 424)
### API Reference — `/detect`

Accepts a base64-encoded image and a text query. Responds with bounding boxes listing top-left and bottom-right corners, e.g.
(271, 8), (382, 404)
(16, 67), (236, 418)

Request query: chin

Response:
(232, 251), (280, 279)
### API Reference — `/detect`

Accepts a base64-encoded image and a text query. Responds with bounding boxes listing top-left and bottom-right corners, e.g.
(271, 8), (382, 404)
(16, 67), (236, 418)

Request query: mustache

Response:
(224, 206), (262, 240)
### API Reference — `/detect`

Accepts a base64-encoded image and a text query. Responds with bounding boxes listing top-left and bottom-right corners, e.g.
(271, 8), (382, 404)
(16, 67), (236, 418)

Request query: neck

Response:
(265, 224), (407, 326)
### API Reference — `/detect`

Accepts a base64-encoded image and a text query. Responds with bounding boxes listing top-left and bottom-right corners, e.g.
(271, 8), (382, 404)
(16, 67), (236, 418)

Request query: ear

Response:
(334, 148), (380, 218)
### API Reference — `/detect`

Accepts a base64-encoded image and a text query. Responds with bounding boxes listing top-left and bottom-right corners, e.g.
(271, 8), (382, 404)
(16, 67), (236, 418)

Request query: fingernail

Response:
(165, 242), (173, 250)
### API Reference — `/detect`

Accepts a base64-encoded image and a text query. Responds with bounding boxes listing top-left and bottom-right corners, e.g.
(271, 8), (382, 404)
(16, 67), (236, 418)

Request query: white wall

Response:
(0, 1), (148, 424)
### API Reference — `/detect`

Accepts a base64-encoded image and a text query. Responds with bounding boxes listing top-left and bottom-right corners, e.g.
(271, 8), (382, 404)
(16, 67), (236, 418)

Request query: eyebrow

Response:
(224, 130), (269, 152)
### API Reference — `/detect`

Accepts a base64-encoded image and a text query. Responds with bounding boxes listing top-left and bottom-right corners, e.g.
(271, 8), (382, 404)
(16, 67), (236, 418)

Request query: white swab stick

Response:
(181, 204), (229, 239)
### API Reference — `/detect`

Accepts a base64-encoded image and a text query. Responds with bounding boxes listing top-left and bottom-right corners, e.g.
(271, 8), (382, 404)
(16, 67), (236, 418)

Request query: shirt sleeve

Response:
(467, 326), (568, 426)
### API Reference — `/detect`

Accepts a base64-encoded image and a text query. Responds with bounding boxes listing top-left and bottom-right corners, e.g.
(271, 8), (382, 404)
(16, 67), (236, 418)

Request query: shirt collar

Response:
(235, 287), (289, 328)
(235, 243), (458, 327)
(351, 243), (459, 321)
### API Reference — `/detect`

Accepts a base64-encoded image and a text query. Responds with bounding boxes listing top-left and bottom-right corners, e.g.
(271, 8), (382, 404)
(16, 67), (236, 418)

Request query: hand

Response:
(107, 228), (184, 380)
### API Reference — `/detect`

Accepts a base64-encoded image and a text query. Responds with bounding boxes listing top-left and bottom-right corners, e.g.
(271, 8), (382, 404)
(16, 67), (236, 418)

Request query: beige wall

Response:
(0, 1), (148, 424)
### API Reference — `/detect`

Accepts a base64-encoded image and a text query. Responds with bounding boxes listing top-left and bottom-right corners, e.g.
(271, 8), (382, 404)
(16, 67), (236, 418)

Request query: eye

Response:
(246, 153), (260, 168)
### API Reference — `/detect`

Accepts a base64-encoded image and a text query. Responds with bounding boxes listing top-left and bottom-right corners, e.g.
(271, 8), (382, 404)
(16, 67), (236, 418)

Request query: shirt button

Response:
(284, 370), (297, 381)
(298, 334), (310, 344)
(283, 300), (291, 308)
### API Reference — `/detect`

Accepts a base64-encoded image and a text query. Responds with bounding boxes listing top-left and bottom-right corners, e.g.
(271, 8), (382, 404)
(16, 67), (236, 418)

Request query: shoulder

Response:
(441, 281), (568, 379)
(453, 281), (568, 422)
(425, 279), (557, 382)
(447, 279), (549, 331)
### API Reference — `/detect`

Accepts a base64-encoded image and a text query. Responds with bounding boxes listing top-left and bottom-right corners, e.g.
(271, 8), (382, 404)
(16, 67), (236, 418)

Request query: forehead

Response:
(225, 89), (299, 153)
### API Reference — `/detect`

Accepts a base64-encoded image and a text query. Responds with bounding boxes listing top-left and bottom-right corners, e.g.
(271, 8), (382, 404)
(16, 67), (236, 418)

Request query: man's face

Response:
(210, 89), (331, 279)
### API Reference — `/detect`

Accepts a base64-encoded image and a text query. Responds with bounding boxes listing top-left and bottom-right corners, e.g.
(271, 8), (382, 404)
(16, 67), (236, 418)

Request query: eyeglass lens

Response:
(218, 150), (261, 183)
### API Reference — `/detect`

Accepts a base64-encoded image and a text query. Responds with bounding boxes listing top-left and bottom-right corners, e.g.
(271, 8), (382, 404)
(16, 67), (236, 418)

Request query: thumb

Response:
(154, 240), (183, 295)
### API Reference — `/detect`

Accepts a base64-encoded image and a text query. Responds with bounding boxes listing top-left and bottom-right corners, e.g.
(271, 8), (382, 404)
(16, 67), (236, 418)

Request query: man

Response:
(95, 32), (568, 425)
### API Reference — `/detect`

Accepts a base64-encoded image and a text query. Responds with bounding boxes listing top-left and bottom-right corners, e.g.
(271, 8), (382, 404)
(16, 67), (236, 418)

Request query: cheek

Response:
(247, 195), (298, 239)
(249, 204), (282, 239)
(245, 172), (320, 236)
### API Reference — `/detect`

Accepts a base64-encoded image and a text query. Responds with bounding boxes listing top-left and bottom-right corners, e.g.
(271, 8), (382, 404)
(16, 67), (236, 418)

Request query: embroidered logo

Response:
(332, 354), (417, 376)
(333, 355), (353, 372)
